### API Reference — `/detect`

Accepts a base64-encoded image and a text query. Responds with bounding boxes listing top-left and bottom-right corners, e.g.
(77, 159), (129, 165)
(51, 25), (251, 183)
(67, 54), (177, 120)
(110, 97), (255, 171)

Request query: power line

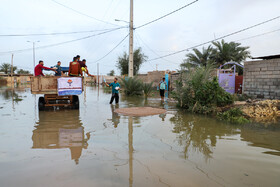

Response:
(135, 31), (179, 67)
(135, 31), (180, 64)
(148, 15), (280, 61)
(51, 0), (120, 26)
(134, 32), (156, 69)
(235, 28), (280, 42)
(0, 27), (126, 37)
(136, 0), (198, 29)
(0, 27), (125, 55)
(91, 34), (129, 64)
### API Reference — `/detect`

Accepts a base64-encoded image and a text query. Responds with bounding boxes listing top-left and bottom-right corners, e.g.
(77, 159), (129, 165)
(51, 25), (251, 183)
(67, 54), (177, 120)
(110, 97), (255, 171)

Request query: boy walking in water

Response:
(105, 78), (121, 104)
(159, 77), (167, 101)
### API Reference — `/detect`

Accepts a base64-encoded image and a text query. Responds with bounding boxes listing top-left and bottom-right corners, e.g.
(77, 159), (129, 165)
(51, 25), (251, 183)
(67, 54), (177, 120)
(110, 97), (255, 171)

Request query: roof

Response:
(252, 54), (280, 60)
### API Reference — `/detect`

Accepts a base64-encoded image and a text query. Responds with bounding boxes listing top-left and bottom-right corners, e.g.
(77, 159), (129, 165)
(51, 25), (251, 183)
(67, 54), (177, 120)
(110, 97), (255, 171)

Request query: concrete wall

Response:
(170, 73), (180, 90)
(243, 58), (280, 99)
(138, 71), (166, 87)
(0, 75), (32, 85)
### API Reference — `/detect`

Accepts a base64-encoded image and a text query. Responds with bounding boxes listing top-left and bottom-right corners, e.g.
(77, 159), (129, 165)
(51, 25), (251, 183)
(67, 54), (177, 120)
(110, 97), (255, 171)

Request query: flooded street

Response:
(0, 86), (280, 187)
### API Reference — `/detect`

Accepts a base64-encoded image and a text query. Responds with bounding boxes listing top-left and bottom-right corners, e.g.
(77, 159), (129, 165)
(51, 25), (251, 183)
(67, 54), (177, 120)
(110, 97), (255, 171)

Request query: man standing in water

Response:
(159, 77), (167, 101)
(105, 78), (121, 104)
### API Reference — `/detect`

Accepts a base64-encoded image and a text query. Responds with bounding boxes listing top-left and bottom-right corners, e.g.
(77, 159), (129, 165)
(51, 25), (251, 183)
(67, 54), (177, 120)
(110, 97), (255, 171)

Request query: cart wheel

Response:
(38, 97), (45, 111)
(73, 95), (79, 109)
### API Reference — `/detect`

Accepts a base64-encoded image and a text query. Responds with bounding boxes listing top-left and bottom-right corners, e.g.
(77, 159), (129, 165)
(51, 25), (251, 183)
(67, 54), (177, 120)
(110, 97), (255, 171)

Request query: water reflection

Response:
(241, 125), (280, 156)
(170, 111), (239, 160)
(128, 117), (134, 187)
(111, 104), (120, 128)
(0, 88), (23, 103)
(32, 110), (90, 164)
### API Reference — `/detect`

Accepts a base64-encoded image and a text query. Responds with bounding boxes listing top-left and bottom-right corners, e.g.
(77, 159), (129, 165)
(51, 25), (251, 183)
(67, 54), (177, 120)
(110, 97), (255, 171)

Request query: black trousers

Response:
(110, 93), (119, 104)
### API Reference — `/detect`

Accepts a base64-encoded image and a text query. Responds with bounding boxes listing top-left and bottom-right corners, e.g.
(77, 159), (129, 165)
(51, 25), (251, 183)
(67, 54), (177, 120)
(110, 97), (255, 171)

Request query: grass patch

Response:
(217, 108), (250, 124)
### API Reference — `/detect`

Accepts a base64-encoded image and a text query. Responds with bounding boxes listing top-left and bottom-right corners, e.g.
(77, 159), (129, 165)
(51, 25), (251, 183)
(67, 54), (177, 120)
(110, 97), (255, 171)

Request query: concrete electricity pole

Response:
(128, 0), (134, 77)
(27, 40), (40, 71)
(97, 63), (99, 86)
(11, 54), (14, 76)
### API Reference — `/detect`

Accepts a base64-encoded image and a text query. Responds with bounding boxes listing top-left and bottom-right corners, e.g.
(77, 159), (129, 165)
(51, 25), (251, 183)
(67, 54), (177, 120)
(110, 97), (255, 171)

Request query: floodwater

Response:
(0, 85), (280, 187)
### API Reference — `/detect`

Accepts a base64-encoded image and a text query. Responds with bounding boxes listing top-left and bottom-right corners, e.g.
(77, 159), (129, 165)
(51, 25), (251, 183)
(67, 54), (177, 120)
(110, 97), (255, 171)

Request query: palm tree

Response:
(0, 63), (10, 74)
(0, 63), (18, 74)
(211, 39), (250, 66)
(181, 45), (213, 69)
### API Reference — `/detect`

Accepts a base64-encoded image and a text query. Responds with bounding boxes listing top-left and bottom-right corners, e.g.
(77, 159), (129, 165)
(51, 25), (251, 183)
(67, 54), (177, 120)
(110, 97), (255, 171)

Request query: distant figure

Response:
(54, 61), (64, 76)
(159, 77), (167, 101)
(34, 60), (56, 76)
(105, 77), (121, 104)
(68, 57), (82, 76)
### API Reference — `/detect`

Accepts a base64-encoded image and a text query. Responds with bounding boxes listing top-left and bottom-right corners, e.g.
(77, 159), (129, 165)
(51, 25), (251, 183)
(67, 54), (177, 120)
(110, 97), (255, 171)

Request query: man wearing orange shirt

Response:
(68, 57), (82, 76)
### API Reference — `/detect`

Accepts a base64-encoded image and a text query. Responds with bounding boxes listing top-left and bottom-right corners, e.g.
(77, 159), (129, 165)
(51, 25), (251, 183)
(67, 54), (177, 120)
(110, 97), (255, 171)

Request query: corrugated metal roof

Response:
(252, 54), (280, 60)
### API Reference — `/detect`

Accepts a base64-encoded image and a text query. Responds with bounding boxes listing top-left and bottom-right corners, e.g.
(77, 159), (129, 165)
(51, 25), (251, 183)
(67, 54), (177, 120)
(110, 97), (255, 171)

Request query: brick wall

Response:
(243, 58), (280, 99)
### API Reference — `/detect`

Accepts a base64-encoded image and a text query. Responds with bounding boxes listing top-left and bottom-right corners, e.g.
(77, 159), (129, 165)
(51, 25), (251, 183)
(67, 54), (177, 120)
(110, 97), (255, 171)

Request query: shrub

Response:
(217, 108), (250, 124)
(142, 82), (154, 97)
(121, 77), (143, 96)
(172, 65), (234, 114)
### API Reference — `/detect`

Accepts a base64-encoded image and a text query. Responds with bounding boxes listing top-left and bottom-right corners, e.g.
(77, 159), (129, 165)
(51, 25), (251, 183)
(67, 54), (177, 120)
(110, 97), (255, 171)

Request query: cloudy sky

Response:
(0, 0), (279, 75)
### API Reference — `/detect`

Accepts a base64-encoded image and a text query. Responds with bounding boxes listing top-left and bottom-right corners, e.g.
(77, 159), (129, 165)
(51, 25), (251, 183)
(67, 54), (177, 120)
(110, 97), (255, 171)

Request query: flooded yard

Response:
(0, 86), (280, 187)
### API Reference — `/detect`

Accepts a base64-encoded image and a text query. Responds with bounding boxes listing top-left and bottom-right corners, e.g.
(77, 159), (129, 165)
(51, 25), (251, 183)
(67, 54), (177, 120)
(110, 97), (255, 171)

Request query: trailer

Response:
(31, 76), (83, 110)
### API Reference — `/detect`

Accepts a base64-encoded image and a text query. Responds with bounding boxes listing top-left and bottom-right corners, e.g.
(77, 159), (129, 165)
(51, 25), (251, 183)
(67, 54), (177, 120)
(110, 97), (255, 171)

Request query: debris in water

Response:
(115, 107), (166, 117)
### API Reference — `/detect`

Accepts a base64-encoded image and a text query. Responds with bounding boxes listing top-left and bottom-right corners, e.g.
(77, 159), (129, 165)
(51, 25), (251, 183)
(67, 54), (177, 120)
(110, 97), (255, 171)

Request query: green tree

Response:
(181, 45), (213, 68)
(12, 66), (17, 73)
(17, 69), (31, 74)
(211, 39), (250, 66)
(0, 63), (17, 74)
(116, 47), (147, 75)
(107, 70), (115, 76)
(0, 63), (10, 74)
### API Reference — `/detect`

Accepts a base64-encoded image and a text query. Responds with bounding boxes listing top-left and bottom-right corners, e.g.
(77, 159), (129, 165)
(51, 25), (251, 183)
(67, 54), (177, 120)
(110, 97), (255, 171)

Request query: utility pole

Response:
(33, 42), (35, 69)
(128, 0), (134, 77)
(97, 63), (99, 86)
(11, 54), (14, 76)
(27, 40), (39, 71)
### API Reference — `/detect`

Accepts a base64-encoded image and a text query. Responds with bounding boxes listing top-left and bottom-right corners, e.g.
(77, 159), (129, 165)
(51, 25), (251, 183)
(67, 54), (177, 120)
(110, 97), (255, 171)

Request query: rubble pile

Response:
(242, 100), (280, 123)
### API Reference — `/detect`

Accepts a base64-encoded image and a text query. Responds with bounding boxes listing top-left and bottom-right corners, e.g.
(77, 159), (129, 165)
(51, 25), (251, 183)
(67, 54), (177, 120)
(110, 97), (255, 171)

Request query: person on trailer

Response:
(68, 57), (82, 76)
(105, 77), (121, 104)
(81, 59), (95, 77)
(34, 60), (56, 76)
(76, 55), (95, 77)
(54, 61), (64, 76)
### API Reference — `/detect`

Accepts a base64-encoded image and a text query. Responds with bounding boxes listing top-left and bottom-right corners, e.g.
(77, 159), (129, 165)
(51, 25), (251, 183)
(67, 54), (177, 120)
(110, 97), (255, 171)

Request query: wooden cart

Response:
(31, 76), (83, 110)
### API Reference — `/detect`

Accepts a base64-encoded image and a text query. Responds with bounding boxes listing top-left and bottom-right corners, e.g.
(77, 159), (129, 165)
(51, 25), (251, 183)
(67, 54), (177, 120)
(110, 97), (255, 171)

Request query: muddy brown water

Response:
(0, 86), (280, 187)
